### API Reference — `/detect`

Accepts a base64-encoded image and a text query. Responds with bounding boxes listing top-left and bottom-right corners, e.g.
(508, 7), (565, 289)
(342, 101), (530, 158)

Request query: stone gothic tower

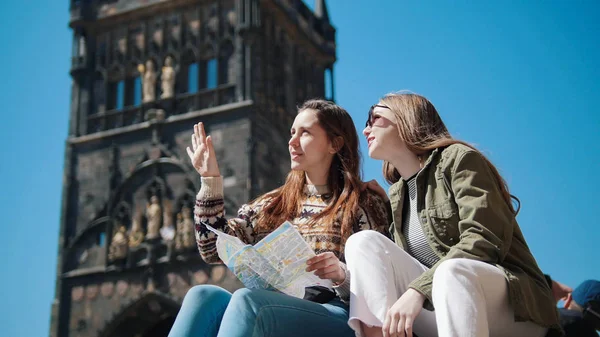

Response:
(50, 0), (336, 336)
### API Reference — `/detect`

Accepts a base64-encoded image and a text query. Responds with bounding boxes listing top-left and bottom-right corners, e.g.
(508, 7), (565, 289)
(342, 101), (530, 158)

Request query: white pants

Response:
(344, 231), (547, 337)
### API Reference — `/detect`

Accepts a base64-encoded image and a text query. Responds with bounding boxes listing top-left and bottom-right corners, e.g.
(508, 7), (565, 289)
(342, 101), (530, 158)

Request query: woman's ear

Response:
(329, 136), (344, 154)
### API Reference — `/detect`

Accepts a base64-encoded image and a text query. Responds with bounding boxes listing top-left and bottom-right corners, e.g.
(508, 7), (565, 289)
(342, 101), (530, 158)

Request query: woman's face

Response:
(363, 104), (405, 161)
(289, 109), (335, 174)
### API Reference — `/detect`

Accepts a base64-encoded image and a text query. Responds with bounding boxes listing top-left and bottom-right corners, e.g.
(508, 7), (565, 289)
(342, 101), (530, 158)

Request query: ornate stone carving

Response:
(211, 265), (227, 282)
(72, 286), (84, 302)
(181, 206), (195, 249)
(174, 212), (184, 251)
(138, 60), (157, 103)
(128, 211), (144, 248)
(160, 200), (175, 241)
(85, 284), (99, 300)
(193, 270), (208, 285)
(160, 56), (175, 99)
(101, 282), (114, 298)
(108, 225), (128, 261)
(145, 196), (162, 240)
(116, 280), (129, 297)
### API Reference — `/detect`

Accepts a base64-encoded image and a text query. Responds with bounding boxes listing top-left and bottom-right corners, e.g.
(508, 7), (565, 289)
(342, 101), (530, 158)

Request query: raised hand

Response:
(551, 279), (573, 304)
(186, 122), (221, 177)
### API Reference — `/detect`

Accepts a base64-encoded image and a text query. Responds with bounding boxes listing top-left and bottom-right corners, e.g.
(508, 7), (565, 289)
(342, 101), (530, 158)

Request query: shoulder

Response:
(438, 143), (486, 172)
(440, 143), (477, 161)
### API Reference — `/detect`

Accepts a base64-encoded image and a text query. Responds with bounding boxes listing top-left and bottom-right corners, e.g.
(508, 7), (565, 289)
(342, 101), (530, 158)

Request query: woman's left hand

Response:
(306, 252), (346, 284)
(383, 288), (425, 337)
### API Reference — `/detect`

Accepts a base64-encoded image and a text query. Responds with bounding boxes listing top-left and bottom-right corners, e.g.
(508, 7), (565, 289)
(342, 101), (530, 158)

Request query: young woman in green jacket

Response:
(344, 92), (562, 337)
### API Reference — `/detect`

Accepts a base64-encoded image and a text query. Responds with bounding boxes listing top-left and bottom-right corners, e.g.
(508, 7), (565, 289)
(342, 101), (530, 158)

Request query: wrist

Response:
(333, 262), (347, 285)
(408, 288), (426, 302)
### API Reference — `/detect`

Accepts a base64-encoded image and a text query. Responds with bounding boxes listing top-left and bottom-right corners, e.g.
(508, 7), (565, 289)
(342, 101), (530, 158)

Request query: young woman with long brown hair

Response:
(344, 92), (562, 337)
(168, 99), (390, 337)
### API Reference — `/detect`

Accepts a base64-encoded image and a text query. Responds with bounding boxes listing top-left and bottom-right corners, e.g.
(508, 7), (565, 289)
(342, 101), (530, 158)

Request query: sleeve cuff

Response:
(198, 176), (224, 200)
(333, 262), (351, 301)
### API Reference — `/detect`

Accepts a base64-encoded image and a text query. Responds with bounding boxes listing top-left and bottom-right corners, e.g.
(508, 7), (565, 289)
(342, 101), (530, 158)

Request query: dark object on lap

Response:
(583, 300), (600, 331)
(303, 286), (337, 304)
(559, 308), (599, 337)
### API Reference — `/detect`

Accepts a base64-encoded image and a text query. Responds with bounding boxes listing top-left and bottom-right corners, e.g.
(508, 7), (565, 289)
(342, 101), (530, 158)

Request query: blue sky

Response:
(1, 1), (598, 336)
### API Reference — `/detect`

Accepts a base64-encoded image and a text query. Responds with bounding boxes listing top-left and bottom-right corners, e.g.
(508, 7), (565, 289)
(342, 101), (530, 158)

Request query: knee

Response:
(434, 259), (465, 280)
(182, 285), (231, 308)
(433, 259), (480, 292)
(227, 288), (274, 318)
(228, 288), (257, 311)
(345, 230), (389, 259)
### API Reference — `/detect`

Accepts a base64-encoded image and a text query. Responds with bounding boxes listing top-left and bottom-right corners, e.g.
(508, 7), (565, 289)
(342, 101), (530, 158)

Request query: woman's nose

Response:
(289, 134), (299, 146)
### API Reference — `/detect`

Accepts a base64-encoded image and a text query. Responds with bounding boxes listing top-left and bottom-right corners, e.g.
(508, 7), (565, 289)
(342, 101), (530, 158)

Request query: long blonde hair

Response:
(254, 99), (363, 237)
(379, 92), (516, 213)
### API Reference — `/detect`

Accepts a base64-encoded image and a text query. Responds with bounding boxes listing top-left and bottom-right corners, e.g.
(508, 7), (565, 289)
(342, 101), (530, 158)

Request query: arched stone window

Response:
(201, 42), (218, 90)
(107, 66), (125, 111)
(178, 49), (199, 94)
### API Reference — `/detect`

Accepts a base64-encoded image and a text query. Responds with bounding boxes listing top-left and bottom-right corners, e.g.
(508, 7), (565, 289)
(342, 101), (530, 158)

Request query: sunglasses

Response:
(365, 104), (390, 127)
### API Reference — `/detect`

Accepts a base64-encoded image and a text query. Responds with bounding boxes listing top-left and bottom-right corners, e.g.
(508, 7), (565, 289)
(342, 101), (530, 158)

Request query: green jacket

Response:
(388, 144), (562, 335)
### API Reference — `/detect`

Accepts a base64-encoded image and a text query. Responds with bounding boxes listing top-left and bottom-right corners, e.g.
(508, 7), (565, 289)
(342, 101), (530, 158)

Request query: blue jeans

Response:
(168, 285), (355, 337)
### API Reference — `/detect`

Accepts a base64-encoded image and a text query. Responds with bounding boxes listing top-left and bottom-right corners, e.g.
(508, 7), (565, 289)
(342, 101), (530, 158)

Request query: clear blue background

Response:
(1, 1), (598, 336)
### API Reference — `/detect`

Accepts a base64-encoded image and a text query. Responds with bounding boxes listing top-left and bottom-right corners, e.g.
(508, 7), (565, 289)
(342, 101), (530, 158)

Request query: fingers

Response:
(306, 252), (332, 266)
(313, 264), (339, 278)
(306, 253), (326, 265)
(306, 252), (336, 272)
(396, 316), (405, 337)
(198, 122), (207, 145)
(186, 147), (194, 161)
(191, 134), (198, 151)
(382, 314), (391, 337)
(206, 135), (216, 155)
(306, 259), (335, 272)
(404, 317), (413, 337)
(389, 314), (399, 337)
(193, 122), (206, 148)
(564, 293), (572, 309)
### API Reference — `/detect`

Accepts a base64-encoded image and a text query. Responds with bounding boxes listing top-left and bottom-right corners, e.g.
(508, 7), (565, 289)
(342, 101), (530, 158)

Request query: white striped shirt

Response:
(401, 175), (440, 268)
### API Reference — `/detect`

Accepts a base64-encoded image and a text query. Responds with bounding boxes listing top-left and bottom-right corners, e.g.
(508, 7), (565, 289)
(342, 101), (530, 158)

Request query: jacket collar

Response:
(388, 147), (442, 197)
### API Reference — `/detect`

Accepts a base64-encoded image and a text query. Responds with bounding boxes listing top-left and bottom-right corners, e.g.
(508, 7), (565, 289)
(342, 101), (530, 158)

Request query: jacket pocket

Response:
(427, 202), (460, 246)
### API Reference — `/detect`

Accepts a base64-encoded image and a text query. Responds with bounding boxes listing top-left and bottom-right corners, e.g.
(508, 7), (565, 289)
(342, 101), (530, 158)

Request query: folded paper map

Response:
(205, 221), (333, 298)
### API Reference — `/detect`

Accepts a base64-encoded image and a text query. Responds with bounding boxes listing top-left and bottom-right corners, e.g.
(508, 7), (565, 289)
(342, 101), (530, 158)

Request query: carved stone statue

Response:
(145, 196), (162, 240)
(181, 206), (196, 249)
(138, 60), (157, 103)
(129, 211), (144, 248)
(160, 201), (175, 241)
(160, 56), (176, 99)
(175, 213), (184, 250)
(108, 225), (128, 261)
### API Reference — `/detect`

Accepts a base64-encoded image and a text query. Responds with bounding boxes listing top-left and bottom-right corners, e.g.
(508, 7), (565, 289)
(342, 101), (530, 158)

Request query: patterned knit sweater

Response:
(194, 176), (391, 298)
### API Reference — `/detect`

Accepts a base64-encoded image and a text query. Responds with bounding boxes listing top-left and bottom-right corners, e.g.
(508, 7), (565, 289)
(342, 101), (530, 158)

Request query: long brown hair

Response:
(255, 99), (363, 236)
(379, 92), (516, 213)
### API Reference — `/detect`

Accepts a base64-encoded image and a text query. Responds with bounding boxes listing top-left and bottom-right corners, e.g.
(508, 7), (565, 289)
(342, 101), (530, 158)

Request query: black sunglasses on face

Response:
(366, 104), (390, 127)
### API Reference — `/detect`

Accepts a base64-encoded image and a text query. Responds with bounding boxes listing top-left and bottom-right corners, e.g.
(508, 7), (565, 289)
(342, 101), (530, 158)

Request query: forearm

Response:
(194, 177), (227, 263)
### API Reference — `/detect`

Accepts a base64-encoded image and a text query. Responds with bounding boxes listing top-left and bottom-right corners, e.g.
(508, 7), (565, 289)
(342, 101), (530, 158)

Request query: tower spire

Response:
(314, 0), (330, 23)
